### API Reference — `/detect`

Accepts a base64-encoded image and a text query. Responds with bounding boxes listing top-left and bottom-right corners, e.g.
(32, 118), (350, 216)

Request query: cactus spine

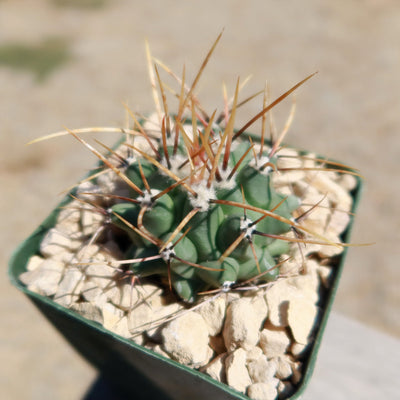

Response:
(40, 34), (351, 303)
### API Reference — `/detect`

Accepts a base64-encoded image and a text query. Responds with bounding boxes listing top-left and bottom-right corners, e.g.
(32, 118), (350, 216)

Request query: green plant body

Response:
(108, 134), (300, 301)
(31, 33), (351, 303)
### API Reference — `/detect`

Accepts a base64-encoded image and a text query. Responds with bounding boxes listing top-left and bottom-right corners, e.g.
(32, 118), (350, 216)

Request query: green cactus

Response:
(108, 134), (299, 301)
(33, 33), (351, 303)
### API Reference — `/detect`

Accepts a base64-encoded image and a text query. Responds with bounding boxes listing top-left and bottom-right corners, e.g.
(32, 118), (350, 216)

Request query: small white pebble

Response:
(225, 348), (252, 393)
(128, 286), (182, 340)
(246, 346), (264, 362)
(81, 280), (108, 307)
(202, 353), (227, 383)
(338, 173), (357, 191)
(54, 267), (84, 307)
(223, 297), (267, 351)
(112, 316), (131, 339)
(196, 296), (226, 335)
(247, 381), (278, 400)
(247, 355), (277, 383)
(80, 209), (104, 237)
(272, 356), (293, 380)
(161, 311), (212, 368)
(259, 328), (291, 358)
(327, 209), (351, 236)
(40, 228), (73, 258)
(116, 283), (140, 311)
(71, 302), (103, 325)
(85, 263), (117, 289)
(102, 302), (124, 331)
(19, 259), (64, 296)
(26, 255), (44, 271)
(264, 280), (299, 328)
(287, 298), (319, 345)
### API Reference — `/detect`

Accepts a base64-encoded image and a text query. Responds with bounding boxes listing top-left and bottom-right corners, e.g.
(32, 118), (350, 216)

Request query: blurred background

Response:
(1, 0), (399, 399)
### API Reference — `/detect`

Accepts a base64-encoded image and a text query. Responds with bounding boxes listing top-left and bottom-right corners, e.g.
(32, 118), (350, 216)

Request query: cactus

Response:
(33, 33), (356, 303)
(107, 131), (300, 301)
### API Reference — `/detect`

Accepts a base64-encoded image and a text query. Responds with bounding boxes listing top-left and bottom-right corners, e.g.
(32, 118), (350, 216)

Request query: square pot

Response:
(8, 133), (363, 400)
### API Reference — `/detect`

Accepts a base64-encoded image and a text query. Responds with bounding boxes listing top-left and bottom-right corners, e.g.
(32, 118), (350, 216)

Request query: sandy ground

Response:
(1, 0), (399, 399)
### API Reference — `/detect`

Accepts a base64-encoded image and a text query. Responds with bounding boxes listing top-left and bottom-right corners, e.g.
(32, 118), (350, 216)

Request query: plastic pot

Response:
(8, 134), (363, 400)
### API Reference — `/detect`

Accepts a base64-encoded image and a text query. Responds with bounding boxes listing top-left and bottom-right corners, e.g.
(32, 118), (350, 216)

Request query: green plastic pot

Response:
(8, 133), (363, 400)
